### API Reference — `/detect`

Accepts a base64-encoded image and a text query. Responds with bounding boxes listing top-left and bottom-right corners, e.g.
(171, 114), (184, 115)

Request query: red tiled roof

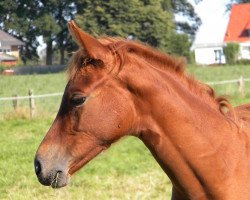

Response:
(246, 20), (250, 29)
(224, 3), (250, 43)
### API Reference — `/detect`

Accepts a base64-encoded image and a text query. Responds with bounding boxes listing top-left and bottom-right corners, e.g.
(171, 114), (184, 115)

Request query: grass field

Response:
(1, 65), (250, 199)
(0, 73), (66, 119)
(0, 118), (171, 200)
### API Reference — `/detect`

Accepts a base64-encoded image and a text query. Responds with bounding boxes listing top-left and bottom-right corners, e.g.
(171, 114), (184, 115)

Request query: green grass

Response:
(1, 65), (250, 118)
(0, 118), (170, 200)
(0, 73), (66, 118)
(187, 65), (250, 105)
(1, 65), (250, 199)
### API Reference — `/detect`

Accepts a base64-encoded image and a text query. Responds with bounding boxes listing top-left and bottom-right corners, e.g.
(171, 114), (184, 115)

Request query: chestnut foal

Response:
(35, 21), (250, 199)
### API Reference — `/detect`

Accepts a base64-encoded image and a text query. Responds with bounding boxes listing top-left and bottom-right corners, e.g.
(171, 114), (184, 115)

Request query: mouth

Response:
(36, 145), (106, 188)
(36, 169), (70, 189)
(50, 171), (70, 189)
(51, 171), (62, 188)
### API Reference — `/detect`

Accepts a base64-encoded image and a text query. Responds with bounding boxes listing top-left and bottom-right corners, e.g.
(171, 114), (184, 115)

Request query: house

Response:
(193, 3), (250, 65)
(193, 43), (226, 65)
(0, 30), (24, 66)
(0, 53), (18, 66)
(224, 3), (250, 60)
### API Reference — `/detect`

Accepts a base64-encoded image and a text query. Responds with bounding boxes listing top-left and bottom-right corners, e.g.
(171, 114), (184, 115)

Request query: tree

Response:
(75, 0), (174, 51)
(75, 0), (200, 59)
(35, 14), (60, 65)
(162, 0), (201, 40)
(35, 0), (76, 65)
(0, 0), (40, 64)
(0, 0), (202, 64)
(0, 0), (76, 65)
(168, 33), (192, 60)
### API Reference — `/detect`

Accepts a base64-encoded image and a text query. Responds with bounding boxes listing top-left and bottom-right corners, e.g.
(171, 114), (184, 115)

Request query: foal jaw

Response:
(68, 145), (105, 175)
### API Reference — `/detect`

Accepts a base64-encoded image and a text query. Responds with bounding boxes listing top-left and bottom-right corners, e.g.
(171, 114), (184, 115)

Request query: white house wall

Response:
(194, 47), (226, 65)
(239, 42), (250, 59)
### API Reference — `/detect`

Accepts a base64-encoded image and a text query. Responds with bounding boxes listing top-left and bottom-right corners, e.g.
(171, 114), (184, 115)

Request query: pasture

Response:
(1, 65), (250, 199)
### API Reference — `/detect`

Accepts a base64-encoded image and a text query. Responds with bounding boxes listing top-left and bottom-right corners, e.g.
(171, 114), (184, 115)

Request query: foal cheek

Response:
(82, 107), (132, 142)
(74, 88), (134, 142)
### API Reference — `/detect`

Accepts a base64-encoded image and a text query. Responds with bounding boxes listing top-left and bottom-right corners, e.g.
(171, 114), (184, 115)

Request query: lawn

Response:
(0, 73), (66, 119)
(0, 118), (171, 200)
(187, 65), (250, 105)
(1, 65), (250, 199)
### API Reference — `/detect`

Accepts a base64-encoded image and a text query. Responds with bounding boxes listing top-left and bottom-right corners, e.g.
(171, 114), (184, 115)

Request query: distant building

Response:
(193, 43), (226, 65)
(224, 3), (250, 60)
(193, 3), (250, 65)
(0, 30), (24, 66)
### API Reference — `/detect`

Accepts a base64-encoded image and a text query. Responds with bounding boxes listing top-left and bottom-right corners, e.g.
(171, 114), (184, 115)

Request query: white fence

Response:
(0, 92), (63, 101)
(0, 76), (249, 118)
(0, 91), (63, 118)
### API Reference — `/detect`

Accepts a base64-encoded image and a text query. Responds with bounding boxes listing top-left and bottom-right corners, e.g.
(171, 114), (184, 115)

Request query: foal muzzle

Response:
(34, 156), (70, 188)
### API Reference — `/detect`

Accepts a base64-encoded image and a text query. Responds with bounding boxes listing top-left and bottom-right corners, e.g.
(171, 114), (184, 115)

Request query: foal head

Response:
(34, 21), (137, 188)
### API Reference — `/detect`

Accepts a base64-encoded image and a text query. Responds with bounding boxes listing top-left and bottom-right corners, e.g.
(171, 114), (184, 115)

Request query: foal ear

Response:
(68, 20), (108, 60)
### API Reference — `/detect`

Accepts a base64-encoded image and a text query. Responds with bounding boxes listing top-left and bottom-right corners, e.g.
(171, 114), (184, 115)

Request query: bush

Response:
(223, 43), (240, 65)
(236, 59), (250, 65)
(0, 65), (5, 73)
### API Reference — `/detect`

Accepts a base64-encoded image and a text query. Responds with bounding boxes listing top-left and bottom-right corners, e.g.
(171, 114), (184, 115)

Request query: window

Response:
(214, 49), (222, 63)
(248, 29), (250, 37)
(242, 46), (250, 58)
(242, 46), (250, 52)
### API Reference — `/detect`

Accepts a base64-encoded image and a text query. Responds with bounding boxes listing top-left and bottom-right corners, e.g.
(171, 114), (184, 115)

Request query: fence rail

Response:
(0, 92), (63, 101)
(0, 76), (249, 101)
(206, 79), (240, 85)
(0, 76), (249, 118)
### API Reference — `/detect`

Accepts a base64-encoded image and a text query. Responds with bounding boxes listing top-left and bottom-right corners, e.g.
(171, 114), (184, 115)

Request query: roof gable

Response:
(0, 30), (24, 46)
(224, 3), (250, 43)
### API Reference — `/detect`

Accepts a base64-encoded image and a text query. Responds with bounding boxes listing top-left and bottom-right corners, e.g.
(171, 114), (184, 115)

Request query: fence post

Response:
(238, 76), (244, 97)
(12, 94), (18, 111)
(28, 89), (35, 118)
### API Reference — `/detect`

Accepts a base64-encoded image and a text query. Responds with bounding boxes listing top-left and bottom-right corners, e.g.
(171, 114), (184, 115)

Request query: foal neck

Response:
(121, 64), (241, 199)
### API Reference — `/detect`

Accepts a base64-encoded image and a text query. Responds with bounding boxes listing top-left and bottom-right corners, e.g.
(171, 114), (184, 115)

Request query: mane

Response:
(67, 37), (234, 118)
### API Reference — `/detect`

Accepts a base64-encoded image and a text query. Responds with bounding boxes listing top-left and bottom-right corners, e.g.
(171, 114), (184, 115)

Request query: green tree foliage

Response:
(0, 0), (40, 64)
(76, 0), (199, 60)
(0, 0), (75, 65)
(34, 0), (76, 65)
(0, 0), (201, 64)
(162, 0), (201, 39)
(223, 43), (240, 65)
(168, 34), (192, 61)
(76, 0), (171, 51)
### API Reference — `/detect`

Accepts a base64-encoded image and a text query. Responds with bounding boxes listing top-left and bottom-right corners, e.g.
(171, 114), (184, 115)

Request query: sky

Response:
(192, 0), (231, 44)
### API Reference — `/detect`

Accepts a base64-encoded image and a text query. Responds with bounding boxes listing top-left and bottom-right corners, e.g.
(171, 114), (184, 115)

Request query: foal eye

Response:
(70, 95), (86, 107)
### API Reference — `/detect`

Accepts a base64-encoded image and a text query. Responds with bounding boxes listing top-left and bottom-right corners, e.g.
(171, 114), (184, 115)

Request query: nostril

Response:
(34, 158), (42, 176)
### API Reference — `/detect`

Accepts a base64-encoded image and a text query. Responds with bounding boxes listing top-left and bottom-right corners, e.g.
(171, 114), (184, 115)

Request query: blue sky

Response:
(192, 0), (231, 44)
